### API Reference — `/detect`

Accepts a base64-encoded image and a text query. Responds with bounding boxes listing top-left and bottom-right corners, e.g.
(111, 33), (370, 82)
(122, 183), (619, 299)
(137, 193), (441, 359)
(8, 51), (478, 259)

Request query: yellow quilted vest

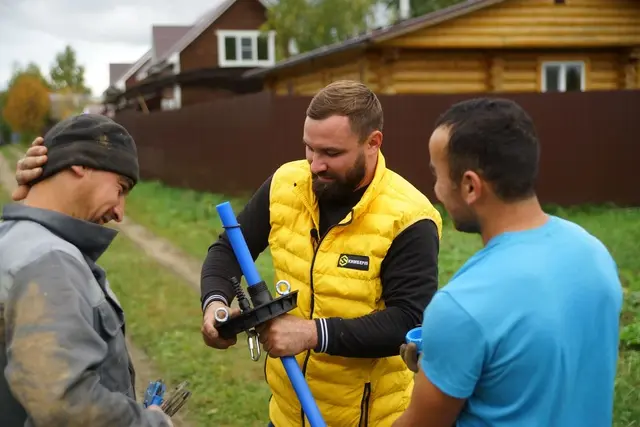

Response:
(266, 151), (442, 427)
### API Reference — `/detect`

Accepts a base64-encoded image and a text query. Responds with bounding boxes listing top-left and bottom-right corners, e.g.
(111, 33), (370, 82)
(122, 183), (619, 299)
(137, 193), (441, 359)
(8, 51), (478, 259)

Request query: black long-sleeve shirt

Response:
(200, 175), (440, 358)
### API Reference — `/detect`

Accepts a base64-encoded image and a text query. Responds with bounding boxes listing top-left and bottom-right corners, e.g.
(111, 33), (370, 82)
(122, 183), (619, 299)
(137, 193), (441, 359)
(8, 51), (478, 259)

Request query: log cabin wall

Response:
(381, 0), (640, 50)
(267, 50), (367, 95)
(366, 49), (628, 94)
(264, 0), (640, 95)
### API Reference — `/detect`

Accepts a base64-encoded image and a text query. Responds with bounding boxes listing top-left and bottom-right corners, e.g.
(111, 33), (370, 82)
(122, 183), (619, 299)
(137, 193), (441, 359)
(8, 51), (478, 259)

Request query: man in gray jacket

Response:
(0, 114), (172, 427)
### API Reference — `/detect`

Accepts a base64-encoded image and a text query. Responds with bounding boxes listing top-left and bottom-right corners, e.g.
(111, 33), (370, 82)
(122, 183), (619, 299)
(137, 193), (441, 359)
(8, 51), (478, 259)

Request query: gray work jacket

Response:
(0, 203), (170, 427)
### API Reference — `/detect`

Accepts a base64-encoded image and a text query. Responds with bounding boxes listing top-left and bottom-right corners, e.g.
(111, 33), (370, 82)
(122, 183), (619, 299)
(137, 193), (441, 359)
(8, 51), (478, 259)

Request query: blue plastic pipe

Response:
(216, 201), (326, 427)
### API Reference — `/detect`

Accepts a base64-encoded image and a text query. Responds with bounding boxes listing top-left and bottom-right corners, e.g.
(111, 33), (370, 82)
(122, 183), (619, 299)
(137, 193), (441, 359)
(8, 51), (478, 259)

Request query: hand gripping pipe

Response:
(215, 201), (326, 427)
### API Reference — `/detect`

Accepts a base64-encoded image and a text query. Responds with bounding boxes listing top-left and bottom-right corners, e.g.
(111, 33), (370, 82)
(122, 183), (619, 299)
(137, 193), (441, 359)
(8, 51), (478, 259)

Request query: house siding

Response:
(263, 0), (640, 95)
(384, 0), (640, 49)
(180, 0), (267, 106)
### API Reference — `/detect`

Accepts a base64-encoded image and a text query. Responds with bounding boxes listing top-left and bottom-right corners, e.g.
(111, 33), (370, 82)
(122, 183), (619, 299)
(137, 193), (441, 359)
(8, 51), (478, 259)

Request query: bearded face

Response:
(303, 114), (372, 203)
(311, 149), (366, 203)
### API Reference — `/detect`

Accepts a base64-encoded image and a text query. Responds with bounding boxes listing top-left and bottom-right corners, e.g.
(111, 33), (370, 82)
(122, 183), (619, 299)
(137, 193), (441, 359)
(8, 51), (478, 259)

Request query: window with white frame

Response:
(541, 61), (585, 92)
(216, 30), (276, 68)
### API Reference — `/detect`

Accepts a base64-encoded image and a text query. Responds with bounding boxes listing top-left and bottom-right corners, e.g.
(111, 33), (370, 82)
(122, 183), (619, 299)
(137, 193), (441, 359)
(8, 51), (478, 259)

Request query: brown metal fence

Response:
(115, 89), (640, 206)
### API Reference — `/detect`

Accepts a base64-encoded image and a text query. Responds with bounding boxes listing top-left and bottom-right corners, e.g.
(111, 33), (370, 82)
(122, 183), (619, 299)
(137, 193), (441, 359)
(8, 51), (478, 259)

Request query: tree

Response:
(6, 61), (50, 90)
(384, 0), (465, 19)
(3, 73), (51, 135)
(262, 0), (309, 59)
(263, 0), (379, 59)
(49, 45), (91, 95)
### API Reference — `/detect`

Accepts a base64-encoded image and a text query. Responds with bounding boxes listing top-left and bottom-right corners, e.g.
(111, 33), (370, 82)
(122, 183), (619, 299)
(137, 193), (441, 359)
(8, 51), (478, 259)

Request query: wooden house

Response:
(106, 0), (274, 112)
(245, 0), (640, 95)
(107, 26), (192, 112)
(110, 50), (153, 93)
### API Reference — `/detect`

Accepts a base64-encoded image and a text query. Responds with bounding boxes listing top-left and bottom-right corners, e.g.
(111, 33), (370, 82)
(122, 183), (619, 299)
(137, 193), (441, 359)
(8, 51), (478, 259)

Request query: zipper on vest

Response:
(299, 210), (354, 426)
(300, 223), (334, 427)
(300, 209), (353, 427)
(358, 382), (372, 427)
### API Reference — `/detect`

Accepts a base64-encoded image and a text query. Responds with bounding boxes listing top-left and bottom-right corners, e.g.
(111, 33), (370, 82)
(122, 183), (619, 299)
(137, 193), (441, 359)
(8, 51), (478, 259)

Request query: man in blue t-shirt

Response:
(393, 98), (623, 427)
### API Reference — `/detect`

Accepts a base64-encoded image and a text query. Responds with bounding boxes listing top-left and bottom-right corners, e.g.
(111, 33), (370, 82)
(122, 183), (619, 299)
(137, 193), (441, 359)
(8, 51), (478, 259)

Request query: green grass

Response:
(123, 180), (640, 426)
(100, 235), (272, 427)
(0, 184), (12, 205)
(124, 180), (276, 285)
(124, 181), (246, 259)
(0, 143), (23, 166)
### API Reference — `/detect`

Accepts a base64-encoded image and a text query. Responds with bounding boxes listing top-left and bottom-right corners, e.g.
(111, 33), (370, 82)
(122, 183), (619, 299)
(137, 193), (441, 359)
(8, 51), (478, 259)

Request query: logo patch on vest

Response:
(337, 254), (369, 271)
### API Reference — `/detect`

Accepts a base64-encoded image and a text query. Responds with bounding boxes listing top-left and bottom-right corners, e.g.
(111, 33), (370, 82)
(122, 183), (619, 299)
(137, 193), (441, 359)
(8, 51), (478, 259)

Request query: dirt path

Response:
(0, 149), (193, 427)
(116, 217), (202, 290)
(0, 149), (18, 193)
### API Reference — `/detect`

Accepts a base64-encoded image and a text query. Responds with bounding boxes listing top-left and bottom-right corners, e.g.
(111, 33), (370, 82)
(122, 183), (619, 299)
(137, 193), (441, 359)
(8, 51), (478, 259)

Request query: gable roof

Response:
(156, 0), (271, 64)
(116, 49), (153, 84)
(244, 0), (507, 78)
(152, 25), (193, 60)
(109, 63), (132, 85)
(136, 25), (193, 76)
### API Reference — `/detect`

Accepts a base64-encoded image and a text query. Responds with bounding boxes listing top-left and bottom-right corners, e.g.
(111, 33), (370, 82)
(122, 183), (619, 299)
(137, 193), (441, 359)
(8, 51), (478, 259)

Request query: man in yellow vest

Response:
(12, 80), (443, 427)
(200, 80), (442, 426)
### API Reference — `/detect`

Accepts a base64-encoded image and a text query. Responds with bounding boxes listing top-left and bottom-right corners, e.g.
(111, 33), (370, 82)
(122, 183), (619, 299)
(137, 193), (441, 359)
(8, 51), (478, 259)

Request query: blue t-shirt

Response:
(420, 215), (623, 427)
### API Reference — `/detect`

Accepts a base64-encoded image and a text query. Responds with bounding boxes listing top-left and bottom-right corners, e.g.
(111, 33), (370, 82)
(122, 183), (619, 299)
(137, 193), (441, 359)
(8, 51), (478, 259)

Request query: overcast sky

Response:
(0, 0), (225, 96)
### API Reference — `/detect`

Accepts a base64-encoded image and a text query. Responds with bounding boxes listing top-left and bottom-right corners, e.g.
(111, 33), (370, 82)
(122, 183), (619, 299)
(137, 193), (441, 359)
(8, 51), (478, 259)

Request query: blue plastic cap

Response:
(405, 327), (422, 352)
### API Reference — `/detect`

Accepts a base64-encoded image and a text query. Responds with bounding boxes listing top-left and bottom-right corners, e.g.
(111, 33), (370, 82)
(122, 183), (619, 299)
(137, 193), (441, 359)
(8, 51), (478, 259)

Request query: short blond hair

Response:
(306, 80), (383, 142)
